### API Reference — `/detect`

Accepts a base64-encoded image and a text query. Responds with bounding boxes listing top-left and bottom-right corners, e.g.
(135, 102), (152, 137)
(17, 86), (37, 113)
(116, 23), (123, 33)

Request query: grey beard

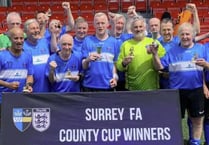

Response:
(135, 32), (145, 40)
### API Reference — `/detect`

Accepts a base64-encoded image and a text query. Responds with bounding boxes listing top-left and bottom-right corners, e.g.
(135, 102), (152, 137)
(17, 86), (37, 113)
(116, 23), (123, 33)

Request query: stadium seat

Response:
(135, 0), (147, 12)
(52, 0), (65, 6)
(204, 17), (209, 24)
(167, 7), (181, 19)
(79, 12), (94, 26)
(164, 0), (176, 1)
(24, 0), (38, 7)
(0, 6), (8, 16)
(37, 4), (50, 12)
(80, 3), (94, 15)
(152, 8), (167, 19)
(120, 0), (135, 13)
(23, 4), (38, 14)
(68, 0), (79, 5)
(149, 0), (161, 8)
(108, 0), (120, 12)
(197, 7), (209, 18)
(150, 1), (161, 12)
(51, 5), (63, 14)
(72, 12), (79, 19)
(7, 5), (24, 13)
(88, 24), (95, 35)
(11, 0), (24, 7)
(70, 4), (80, 14)
(22, 13), (36, 22)
(38, 0), (52, 6)
(80, 0), (93, 5)
(94, 2), (108, 13)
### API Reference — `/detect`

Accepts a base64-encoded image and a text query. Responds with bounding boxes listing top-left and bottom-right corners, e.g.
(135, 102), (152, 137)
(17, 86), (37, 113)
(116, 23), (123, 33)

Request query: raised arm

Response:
(62, 2), (74, 32)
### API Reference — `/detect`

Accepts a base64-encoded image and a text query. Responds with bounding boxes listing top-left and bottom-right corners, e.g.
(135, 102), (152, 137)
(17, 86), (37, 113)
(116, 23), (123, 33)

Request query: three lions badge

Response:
(13, 108), (50, 132)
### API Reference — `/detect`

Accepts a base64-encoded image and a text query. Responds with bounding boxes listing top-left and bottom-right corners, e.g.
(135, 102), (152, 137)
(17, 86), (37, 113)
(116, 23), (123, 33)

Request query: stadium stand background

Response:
(0, 0), (209, 43)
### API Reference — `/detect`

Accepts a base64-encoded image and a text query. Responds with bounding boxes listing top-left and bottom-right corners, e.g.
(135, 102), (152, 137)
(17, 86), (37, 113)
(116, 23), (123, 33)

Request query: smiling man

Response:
(0, 27), (34, 126)
(23, 18), (50, 92)
(116, 16), (165, 90)
(152, 22), (207, 145)
(81, 12), (119, 92)
(45, 33), (82, 92)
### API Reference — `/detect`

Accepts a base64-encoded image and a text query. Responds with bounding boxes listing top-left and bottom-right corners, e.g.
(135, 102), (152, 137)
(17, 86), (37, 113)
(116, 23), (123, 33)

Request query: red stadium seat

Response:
(108, 0), (120, 12)
(7, 5), (24, 14)
(37, 4), (50, 12)
(94, 3), (108, 13)
(80, 3), (94, 15)
(150, 1), (161, 12)
(51, 0), (65, 6)
(120, 0), (135, 13)
(152, 8), (167, 19)
(22, 13), (36, 22)
(0, 6), (8, 16)
(24, 0), (38, 6)
(11, 0), (24, 7)
(80, 0), (93, 5)
(135, 0), (147, 12)
(198, 7), (209, 18)
(38, 0), (52, 6)
(80, 12), (94, 25)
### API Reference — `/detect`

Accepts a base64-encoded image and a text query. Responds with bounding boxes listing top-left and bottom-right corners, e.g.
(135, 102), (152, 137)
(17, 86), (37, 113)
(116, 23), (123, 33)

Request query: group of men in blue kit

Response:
(0, 1), (209, 145)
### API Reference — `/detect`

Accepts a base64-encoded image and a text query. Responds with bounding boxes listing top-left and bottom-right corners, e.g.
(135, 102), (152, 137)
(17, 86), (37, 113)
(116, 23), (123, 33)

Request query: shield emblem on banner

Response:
(32, 108), (50, 132)
(13, 108), (32, 132)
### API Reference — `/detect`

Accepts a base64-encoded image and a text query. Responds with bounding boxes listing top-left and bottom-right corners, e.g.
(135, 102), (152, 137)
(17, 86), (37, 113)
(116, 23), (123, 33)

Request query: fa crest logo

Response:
(13, 108), (32, 132)
(13, 108), (50, 132)
(32, 108), (50, 132)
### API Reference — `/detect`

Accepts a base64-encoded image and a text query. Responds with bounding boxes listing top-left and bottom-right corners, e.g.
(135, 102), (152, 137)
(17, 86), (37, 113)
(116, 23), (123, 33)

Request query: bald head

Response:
(149, 17), (160, 33)
(59, 34), (73, 45)
(8, 27), (24, 52)
(8, 27), (24, 39)
(58, 34), (74, 58)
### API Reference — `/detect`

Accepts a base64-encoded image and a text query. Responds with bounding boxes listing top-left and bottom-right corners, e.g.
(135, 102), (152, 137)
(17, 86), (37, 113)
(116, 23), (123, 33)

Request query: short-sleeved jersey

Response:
(23, 38), (50, 92)
(45, 51), (81, 92)
(161, 43), (206, 89)
(115, 33), (133, 47)
(159, 36), (180, 52)
(116, 37), (165, 90)
(81, 35), (120, 89)
(0, 34), (11, 49)
(0, 49), (33, 102)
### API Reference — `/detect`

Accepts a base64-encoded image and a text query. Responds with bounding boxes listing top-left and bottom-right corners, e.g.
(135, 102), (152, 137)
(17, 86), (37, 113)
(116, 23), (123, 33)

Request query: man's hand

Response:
(122, 55), (134, 67)
(50, 61), (57, 71)
(8, 81), (20, 90)
(62, 2), (70, 10)
(110, 78), (117, 88)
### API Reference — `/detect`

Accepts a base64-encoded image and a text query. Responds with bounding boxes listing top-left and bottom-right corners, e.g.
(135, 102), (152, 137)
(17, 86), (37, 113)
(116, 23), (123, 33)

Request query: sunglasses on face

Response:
(55, 25), (61, 28)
